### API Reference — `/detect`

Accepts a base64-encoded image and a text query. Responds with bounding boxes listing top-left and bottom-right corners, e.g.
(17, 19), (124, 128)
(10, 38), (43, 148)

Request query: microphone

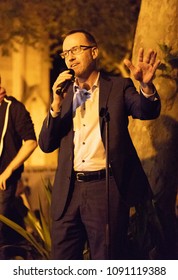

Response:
(56, 68), (75, 97)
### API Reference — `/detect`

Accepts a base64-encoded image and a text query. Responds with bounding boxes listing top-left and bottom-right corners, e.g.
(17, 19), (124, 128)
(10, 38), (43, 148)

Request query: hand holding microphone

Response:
(53, 69), (75, 98)
(51, 69), (75, 114)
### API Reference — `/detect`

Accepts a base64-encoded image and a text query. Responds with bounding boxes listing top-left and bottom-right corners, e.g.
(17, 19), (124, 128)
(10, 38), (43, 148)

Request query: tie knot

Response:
(79, 88), (90, 98)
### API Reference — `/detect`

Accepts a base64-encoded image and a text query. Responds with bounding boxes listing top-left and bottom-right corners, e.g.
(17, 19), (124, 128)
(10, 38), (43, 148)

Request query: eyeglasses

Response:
(60, 45), (96, 59)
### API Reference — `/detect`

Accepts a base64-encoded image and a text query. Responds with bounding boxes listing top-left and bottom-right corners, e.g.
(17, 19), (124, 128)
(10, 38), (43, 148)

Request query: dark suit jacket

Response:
(39, 72), (161, 220)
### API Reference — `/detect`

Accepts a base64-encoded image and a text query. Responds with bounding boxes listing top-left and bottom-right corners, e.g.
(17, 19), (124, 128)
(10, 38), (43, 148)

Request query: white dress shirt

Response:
(73, 73), (106, 171)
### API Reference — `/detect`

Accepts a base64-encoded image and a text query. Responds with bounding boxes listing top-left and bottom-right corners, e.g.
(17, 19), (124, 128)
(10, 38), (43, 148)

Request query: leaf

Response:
(41, 177), (52, 205)
(0, 214), (49, 259)
(24, 211), (45, 241)
(38, 195), (51, 251)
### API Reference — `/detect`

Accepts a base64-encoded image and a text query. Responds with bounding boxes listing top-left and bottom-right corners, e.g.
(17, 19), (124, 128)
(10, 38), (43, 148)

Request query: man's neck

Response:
(77, 70), (99, 90)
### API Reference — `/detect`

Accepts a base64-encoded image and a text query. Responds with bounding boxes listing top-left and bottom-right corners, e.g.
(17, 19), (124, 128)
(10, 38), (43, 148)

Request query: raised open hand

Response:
(124, 48), (160, 85)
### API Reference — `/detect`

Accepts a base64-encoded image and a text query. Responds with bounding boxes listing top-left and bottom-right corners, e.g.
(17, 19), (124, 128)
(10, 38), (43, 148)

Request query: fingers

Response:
(138, 47), (144, 63)
(57, 69), (74, 84)
(137, 47), (160, 73)
(143, 48), (153, 64)
(124, 48), (159, 70)
(143, 48), (158, 65)
(149, 51), (157, 65)
(152, 59), (161, 73)
(123, 58), (135, 72)
(52, 70), (73, 94)
(0, 182), (6, 191)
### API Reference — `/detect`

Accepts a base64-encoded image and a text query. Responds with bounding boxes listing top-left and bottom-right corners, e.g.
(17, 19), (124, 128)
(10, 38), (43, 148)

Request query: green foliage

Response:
(0, 179), (52, 259)
(0, 178), (91, 259)
(0, 214), (49, 259)
(128, 200), (165, 259)
(0, 0), (141, 72)
(158, 43), (178, 80)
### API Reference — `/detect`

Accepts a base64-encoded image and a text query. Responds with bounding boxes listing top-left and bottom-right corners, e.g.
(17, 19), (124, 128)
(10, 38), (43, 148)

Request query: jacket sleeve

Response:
(39, 100), (74, 154)
(38, 112), (62, 153)
(124, 78), (161, 120)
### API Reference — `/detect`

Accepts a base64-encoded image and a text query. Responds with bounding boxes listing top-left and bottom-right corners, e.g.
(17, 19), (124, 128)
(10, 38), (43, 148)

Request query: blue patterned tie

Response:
(73, 86), (91, 112)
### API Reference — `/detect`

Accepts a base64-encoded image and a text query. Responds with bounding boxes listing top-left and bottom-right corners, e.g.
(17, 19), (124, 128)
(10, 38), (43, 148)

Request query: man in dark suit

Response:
(39, 29), (161, 260)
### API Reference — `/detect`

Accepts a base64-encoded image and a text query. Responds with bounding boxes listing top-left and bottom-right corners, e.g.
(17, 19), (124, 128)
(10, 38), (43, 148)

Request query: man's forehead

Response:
(63, 33), (88, 49)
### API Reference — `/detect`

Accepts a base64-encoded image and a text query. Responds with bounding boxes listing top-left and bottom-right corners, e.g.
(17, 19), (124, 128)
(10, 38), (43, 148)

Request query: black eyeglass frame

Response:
(60, 45), (96, 59)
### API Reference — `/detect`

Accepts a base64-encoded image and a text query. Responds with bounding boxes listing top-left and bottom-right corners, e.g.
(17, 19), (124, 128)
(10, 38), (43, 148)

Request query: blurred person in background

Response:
(0, 78), (37, 258)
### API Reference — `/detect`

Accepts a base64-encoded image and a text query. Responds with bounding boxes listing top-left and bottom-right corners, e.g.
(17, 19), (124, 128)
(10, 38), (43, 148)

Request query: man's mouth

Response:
(70, 63), (78, 68)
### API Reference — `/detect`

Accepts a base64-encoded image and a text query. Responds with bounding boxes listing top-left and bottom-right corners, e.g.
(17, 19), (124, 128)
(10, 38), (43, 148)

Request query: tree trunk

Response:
(129, 0), (178, 259)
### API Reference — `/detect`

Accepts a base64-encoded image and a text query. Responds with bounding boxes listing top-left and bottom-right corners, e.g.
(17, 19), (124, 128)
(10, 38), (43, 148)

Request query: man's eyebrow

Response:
(62, 45), (78, 52)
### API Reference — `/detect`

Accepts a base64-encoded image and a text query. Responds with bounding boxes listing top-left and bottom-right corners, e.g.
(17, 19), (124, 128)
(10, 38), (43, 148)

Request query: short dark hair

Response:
(62, 29), (97, 46)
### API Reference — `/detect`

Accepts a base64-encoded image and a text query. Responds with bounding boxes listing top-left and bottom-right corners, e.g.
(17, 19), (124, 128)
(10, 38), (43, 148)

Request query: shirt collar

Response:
(74, 72), (100, 93)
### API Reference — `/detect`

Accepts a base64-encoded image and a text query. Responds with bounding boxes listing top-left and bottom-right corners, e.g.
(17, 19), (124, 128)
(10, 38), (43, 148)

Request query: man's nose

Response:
(68, 52), (75, 60)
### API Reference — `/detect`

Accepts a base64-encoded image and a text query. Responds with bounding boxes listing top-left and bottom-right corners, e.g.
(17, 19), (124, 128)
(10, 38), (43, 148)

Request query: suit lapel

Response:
(99, 73), (113, 139)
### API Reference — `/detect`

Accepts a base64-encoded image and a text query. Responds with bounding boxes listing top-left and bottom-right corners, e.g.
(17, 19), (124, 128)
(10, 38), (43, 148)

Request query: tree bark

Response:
(129, 0), (178, 259)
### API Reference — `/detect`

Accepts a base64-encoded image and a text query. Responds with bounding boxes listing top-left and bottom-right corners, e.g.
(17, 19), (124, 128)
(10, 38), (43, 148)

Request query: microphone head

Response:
(55, 68), (75, 96)
(60, 67), (74, 75)
(68, 68), (75, 78)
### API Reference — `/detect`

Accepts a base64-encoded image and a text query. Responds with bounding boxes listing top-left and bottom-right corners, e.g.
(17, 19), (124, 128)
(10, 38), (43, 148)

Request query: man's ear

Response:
(92, 47), (99, 59)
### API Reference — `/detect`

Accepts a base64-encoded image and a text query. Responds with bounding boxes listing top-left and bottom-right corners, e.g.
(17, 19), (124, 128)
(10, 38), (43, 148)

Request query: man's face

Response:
(0, 87), (6, 103)
(62, 32), (98, 79)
